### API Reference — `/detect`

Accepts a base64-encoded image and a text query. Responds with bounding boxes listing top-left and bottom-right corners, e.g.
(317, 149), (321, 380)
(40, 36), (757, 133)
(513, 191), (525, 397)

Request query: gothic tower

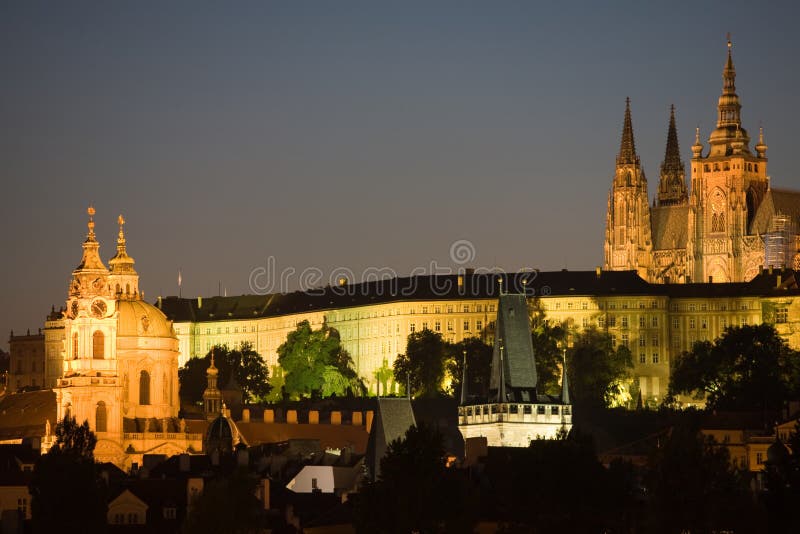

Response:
(657, 105), (688, 206)
(687, 39), (769, 282)
(604, 98), (654, 280)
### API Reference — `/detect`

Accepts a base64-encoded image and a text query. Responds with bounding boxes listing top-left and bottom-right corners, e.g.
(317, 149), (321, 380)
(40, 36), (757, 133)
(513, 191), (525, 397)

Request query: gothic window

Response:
(717, 213), (725, 232)
(139, 371), (151, 405)
(92, 331), (104, 359)
(96, 401), (107, 432)
(72, 333), (78, 359)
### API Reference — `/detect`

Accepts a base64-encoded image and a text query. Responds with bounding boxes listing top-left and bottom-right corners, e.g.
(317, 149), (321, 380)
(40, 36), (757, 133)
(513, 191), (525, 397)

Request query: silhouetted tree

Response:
(393, 329), (449, 397)
(567, 327), (633, 410)
(354, 423), (477, 533)
(531, 320), (568, 396)
(485, 430), (632, 532)
(762, 421), (800, 533)
(645, 423), (759, 533)
(446, 337), (492, 399)
(182, 469), (262, 534)
(179, 342), (270, 403)
(30, 416), (107, 534)
(669, 324), (800, 412)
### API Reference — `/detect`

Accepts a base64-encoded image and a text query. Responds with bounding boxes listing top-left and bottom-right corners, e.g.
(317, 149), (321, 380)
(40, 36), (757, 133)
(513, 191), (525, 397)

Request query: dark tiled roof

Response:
(651, 205), (689, 250)
(365, 398), (415, 480)
(156, 270), (800, 324)
(490, 294), (537, 394)
(157, 271), (659, 323)
(236, 421), (369, 453)
(0, 390), (56, 441)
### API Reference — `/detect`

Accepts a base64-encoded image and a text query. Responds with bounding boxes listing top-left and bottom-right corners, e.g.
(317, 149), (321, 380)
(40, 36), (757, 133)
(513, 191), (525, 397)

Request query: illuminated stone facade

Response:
(8, 330), (44, 392)
(605, 41), (800, 284)
(50, 209), (201, 468)
(159, 269), (800, 406)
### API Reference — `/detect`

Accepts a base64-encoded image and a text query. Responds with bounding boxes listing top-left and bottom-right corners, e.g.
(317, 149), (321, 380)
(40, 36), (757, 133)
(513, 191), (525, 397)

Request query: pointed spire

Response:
(108, 213), (137, 280)
(74, 206), (107, 274)
(617, 97), (639, 165)
(755, 125), (768, 158)
(692, 125), (704, 158)
(662, 105), (682, 172)
(657, 105), (688, 207)
(497, 343), (506, 403)
(717, 35), (742, 129)
(460, 350), (468, 405)
(86, 206), (96, 242)
(560, 350), (570, 405)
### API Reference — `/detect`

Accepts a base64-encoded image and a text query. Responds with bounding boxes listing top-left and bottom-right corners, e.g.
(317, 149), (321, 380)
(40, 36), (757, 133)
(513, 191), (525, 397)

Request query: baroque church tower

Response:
(604, 98), (653, 280)
(54, 208), (198, 468)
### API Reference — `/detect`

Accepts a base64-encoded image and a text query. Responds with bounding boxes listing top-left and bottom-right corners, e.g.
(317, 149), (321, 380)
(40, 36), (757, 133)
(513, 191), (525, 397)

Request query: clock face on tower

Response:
(91, 299), (108, 318)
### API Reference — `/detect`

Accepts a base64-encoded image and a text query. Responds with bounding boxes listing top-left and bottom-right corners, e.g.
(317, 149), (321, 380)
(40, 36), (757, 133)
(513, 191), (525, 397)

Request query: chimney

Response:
(595, 266), (602, 278)
(197, 296), (203, 309)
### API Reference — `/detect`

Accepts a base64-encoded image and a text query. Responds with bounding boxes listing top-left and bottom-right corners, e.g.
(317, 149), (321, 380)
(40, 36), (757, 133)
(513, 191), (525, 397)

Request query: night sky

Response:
(2, 1), (799, 346)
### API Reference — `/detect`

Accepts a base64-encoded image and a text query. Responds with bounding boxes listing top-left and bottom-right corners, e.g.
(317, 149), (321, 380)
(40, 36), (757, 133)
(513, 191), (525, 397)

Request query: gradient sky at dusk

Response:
(2, 1), (800, 346)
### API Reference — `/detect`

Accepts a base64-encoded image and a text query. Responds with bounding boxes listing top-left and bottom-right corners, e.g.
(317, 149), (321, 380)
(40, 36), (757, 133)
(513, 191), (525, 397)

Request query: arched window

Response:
(92, 331), (104, 359)
(72, 333), (79, 359)
(718, 213), (725, 232)
(139, 371), (150, 405)
(96, 401), (107, 432)
(126, 283), (130, 295)
(115, 284), (120, 295)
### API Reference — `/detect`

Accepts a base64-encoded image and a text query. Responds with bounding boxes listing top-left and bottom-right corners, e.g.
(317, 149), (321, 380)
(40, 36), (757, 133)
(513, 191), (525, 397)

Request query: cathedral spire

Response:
(617, 97), (639, 166)
(708, 36), (750, 155)
(657, 105), (688, 206)
(663, 105), (682, 172)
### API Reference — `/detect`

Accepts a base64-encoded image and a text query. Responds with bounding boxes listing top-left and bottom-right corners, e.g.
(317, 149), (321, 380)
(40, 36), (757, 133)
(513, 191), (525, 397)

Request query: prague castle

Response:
(604, 40), (800, 284)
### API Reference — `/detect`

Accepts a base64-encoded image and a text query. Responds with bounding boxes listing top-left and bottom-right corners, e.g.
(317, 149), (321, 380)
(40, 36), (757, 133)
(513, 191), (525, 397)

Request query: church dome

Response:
(204, 413), (235, 454)
(116, 300), (175, 338)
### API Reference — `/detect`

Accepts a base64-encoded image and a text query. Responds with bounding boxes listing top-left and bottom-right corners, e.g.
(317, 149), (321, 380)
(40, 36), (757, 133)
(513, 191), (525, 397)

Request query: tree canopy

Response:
(567, 327), (633, 410)
(446, 337), (493, 399)
(276, 320), (362, 399)
(353, 423), (477, 533)
(179, 342), (270, 404)
(669, 324), (800, 412)
(30, 416), (107, 534)
(644, 423), (758, 532)
(393, 329), (450, 398)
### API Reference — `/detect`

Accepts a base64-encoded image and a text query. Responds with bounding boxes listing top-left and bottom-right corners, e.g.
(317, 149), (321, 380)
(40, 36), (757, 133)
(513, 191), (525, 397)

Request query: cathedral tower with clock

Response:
(604, 39), (800, 283)
(54, 208), (200, 468)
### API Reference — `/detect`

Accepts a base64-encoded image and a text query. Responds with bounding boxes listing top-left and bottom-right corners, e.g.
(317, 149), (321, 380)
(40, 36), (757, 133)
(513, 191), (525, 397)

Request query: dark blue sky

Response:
(2, 1), (799, 344)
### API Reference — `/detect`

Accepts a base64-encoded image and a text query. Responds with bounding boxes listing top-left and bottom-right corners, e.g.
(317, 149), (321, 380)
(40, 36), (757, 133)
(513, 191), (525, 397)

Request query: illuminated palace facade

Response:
(152, 268), (800, 406)
(604, 41), (800, 284)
